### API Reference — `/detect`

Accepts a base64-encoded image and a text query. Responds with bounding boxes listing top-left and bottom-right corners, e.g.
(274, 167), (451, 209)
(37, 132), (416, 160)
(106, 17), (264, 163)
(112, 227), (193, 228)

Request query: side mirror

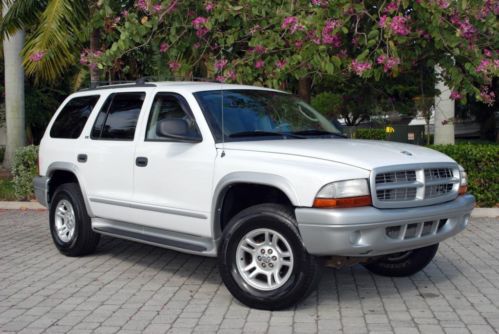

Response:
(156, 118), (202, 142)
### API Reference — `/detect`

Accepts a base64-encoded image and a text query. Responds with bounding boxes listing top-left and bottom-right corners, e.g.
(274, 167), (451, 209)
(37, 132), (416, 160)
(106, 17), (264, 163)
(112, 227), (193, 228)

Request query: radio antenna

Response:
(220, 81), (226, 158)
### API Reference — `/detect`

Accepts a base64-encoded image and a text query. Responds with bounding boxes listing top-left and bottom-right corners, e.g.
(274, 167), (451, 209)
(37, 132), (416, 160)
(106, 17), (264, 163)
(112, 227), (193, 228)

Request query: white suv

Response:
(34, 82), (475, 310)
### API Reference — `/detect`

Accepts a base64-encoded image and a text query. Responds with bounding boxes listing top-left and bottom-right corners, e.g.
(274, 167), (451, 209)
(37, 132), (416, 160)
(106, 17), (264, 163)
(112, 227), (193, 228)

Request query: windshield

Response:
(194, 90), (343, 142)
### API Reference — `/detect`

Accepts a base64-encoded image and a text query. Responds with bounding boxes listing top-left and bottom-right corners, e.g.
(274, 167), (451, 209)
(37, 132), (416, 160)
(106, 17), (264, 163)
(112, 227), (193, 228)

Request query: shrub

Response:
(11, 145), (38, 200)
(311, 92), (342, 118)
(430, 144), (499, 207)
(354, 128), (387, 140)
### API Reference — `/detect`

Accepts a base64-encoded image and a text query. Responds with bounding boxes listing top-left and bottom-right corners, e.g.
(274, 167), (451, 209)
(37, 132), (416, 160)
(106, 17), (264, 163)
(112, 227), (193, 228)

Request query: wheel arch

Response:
(47, 162), (94, 217)
(211, 172), (300, 240)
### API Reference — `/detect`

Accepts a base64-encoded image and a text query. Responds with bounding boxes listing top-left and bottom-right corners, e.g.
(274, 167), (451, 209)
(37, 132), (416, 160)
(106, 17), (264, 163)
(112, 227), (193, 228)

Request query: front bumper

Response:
(296, 194), (475, 256)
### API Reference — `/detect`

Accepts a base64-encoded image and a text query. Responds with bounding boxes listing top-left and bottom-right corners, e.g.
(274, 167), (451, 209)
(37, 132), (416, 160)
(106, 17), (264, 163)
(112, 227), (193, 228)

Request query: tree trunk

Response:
(434, 66), (455, 145)
(2, 4), (26, 169)
(89, 29), (100, 87)
(297, 76), (312, 102)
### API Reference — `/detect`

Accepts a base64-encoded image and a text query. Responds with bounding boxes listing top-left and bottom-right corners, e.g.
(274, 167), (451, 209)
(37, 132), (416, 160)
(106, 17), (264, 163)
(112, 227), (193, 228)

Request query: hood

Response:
(216, 139), (456, 170)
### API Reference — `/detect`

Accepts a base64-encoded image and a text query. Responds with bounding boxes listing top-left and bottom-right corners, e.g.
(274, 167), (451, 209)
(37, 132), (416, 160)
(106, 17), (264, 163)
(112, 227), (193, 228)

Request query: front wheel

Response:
(363, 243), (439, 277)
(218, 204), (321, 310)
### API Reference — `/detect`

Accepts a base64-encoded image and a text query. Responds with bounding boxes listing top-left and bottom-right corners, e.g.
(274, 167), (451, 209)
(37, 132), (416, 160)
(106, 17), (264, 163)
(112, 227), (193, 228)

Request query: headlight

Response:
(314, 179), (372, 208)
(458, 165), (467, 195)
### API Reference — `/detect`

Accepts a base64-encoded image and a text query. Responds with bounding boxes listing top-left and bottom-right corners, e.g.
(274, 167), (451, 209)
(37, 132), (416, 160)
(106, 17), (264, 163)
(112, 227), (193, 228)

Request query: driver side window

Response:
(145, 93), (200, 141)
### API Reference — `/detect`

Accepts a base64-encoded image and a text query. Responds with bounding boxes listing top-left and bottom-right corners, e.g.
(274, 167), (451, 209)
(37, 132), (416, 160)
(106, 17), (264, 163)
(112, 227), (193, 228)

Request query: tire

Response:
(49, 183), (100, 256)
(363, 243), (439, 277)
(218, 203), (322, 310)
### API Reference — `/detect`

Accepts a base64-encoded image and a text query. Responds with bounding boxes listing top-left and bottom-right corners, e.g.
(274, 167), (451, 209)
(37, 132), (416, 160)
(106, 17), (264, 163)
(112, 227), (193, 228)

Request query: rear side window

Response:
(50, 95), (100, 139)
(91, 92), (145, 140)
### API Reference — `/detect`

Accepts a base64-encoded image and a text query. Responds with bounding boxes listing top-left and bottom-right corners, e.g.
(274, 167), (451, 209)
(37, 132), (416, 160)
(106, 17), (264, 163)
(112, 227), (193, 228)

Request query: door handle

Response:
(77, 154), (87, 163)
(136, 157), (148, 167)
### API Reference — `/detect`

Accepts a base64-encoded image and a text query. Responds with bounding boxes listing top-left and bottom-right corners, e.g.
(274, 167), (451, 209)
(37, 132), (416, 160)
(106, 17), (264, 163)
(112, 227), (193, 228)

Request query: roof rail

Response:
(80, 79), (157, 91)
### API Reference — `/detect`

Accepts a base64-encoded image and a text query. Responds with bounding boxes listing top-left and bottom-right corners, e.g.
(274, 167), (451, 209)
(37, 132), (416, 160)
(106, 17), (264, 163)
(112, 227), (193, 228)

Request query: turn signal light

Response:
(313, 195), (372, 208)
(459, 185), (467, 195)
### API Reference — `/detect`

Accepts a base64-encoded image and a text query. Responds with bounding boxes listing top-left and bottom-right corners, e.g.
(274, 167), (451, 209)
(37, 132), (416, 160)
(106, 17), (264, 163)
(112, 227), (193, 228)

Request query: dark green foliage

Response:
(354, 128), (387, 140)
(12, 145), (38, 200)
(431, 144), (499, 207)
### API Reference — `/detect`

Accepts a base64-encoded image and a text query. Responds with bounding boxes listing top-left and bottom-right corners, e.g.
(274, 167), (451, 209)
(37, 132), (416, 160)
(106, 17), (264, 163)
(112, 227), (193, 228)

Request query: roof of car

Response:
(79, 81), (286, 94)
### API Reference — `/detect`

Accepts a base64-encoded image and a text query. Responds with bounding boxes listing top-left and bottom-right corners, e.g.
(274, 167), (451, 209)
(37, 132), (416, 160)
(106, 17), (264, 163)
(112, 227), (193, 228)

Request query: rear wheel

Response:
(218, 204), (321, 310)
(363, 244), (439, 277)
(49, 183), (100, 256)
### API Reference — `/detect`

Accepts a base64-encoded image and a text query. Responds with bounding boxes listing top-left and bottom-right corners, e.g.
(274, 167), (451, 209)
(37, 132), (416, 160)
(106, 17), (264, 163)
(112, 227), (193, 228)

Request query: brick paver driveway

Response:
(1, 211), (498, 334)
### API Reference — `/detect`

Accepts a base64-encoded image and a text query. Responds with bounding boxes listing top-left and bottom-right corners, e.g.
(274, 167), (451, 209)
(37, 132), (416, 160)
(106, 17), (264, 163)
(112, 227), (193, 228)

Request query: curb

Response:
(0, 202), (497, 218)
(0, 201), (47, 211)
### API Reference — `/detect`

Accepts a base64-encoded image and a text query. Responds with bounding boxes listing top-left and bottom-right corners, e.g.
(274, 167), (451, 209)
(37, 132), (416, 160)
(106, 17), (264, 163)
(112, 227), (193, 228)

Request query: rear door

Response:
(79, 91), (148, 221)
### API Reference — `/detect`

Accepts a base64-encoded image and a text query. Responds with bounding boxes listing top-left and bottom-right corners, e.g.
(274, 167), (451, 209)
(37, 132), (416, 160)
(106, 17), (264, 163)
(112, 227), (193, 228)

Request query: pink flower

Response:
(384, 2), (398, 12)
(452, 16), (476, 39)
(483, 49), (492, 57)
(160, 42), (169, 53)
(436, 0), (450, 9)
(275, 59), (287, 69)
(169, 61), (181, 71)
(215, 75), (225, 82)
(390, 16), (411, 35)
(122, 10), (129, 17)
(376, 54), (400, 72)
(255, 59), (265, 69)
(251, 45), (267, 54)
(281, 16), (302, 33)
(226, 69), (237, 81)
(311, 0), (326, 6)
(30, 51), (46, 62)
(192, 17), (209, 37)
(136, 0), (148, 11)
(351, 60), (372, 76)
(205, 2), (214, 12)
(153, 3), (162, 12)
(192, 16), (208, 29)
(307, 30), (321, 45)
(214, 58), (228, 71)
(379, 15), (388, 28)
(476, 59), (490, 73)
(480, 88), (495, 106)
(294, 40), (304, 48)
(450, 91), (462, 100)
(322, 19), (342, 46)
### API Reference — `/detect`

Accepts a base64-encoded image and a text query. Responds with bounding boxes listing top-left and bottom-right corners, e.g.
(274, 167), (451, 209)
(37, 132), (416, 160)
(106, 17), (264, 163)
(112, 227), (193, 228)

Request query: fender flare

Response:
(211, 172), (300, 239)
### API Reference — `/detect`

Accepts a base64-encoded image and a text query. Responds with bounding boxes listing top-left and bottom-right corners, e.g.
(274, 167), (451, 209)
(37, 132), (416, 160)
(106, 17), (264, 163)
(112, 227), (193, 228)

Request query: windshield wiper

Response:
(292, 130), (346, 138)
(228, 131), (304, 139)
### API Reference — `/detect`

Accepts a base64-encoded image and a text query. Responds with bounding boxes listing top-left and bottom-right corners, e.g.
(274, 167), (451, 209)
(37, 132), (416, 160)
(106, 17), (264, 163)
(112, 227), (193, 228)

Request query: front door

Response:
(132, 92), (216, 238)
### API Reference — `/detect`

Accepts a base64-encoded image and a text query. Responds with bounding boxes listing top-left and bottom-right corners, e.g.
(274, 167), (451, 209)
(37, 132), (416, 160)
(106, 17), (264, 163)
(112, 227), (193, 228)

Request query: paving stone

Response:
(0, 212), (498, 334)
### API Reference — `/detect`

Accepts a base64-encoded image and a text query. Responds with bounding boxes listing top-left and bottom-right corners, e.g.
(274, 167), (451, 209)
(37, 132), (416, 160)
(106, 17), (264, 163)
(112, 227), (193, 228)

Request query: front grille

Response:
(373, 165), (459, 208)
(385, 219), (448, 240)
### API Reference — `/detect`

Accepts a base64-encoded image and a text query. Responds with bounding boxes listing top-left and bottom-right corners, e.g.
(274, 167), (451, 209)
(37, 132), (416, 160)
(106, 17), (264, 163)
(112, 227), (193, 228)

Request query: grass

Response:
(0, 179), (17, 201)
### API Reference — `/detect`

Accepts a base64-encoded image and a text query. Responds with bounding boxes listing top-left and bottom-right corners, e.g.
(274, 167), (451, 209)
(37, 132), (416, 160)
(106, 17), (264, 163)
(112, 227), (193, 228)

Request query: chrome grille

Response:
(373, 164), (460, 208)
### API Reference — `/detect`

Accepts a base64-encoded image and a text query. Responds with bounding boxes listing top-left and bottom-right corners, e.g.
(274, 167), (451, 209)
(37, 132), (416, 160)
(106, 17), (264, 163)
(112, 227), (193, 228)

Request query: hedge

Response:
(354, 128), (387, 140)
(11, 145), (38, 200)
(430, 144), (498, 207)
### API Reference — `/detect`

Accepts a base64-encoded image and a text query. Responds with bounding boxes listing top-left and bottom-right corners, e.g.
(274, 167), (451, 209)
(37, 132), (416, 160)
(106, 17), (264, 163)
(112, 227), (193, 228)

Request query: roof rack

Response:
(80, 78), (157, 91)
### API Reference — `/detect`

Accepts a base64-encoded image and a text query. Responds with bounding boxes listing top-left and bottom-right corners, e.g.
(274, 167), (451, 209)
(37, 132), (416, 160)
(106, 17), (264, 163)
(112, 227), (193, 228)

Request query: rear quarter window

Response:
(50, 95), (100, 139)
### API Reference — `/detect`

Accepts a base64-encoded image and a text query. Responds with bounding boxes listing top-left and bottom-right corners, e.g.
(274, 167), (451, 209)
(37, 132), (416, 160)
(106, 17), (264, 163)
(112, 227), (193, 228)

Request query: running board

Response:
(91, 218), (217, 256)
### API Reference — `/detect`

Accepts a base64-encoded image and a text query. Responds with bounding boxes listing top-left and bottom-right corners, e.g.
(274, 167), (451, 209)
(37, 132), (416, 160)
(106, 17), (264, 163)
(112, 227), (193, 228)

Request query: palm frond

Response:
(22, 0), (90, 83)
(0, 0), (48, 39)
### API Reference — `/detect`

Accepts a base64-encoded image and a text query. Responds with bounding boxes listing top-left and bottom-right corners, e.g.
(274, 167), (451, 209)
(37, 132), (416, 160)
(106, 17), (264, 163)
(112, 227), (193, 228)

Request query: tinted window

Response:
(91, 93), (145, 140)
(50, 95), (100, 138)
(145, 94), (200, 141)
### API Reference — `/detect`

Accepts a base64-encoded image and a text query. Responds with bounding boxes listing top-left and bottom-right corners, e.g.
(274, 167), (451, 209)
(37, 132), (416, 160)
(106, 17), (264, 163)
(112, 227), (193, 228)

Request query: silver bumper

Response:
(33, 176), (50, 207)
(296, 195), (475, 257)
